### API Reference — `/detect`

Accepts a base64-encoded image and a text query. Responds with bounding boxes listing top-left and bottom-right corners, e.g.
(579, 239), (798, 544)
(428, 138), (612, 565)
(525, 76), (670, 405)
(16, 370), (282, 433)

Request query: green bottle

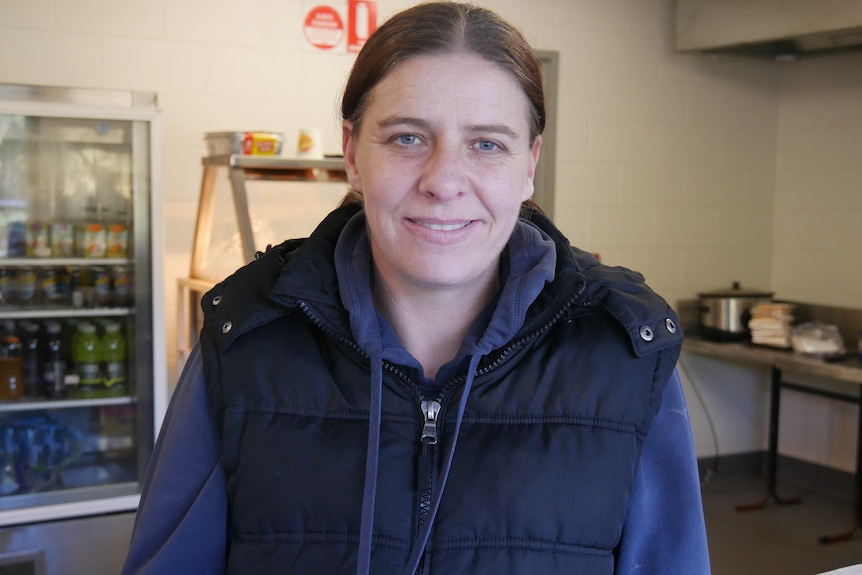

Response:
(100, 322), (126, 396)
(73, 323), (101, 398)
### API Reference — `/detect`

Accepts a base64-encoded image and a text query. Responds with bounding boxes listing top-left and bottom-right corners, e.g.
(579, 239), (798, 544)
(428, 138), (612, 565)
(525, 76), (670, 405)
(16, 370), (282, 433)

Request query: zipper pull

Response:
(420, 400), (441, 445)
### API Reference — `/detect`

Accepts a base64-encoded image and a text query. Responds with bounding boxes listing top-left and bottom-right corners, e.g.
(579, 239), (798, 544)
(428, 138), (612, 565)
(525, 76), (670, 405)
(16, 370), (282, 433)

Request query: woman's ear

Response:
(522, 135), (542, 201)
(342, 121), (363, 191)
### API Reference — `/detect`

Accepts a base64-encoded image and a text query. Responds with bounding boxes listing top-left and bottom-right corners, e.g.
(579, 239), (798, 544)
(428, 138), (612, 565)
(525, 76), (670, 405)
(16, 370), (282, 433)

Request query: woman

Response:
(122, 3), (710, 574)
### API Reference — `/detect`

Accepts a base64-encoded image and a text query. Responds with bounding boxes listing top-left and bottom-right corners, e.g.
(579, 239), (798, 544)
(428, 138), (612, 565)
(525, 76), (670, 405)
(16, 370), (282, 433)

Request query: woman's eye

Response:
(396, 134), (419, 145)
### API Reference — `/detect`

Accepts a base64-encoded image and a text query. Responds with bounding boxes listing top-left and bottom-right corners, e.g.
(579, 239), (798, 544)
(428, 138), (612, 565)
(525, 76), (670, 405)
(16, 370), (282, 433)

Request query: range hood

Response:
(675, 0), (862, 60)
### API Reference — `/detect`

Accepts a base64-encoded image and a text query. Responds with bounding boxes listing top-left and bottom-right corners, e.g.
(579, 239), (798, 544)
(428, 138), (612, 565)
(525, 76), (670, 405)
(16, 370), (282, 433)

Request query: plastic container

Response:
(205, 131), (283, 156)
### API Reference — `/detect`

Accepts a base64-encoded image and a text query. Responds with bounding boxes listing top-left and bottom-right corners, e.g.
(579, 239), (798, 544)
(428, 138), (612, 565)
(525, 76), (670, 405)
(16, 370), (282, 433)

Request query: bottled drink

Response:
(69, 266), (83, 308)
(72, 322), (101, 398)
(43, 321), (66, 399)
(112, 266), (132, 308)
(0, 334), (24, 400)
(100, 322), (126, 396)
(14, 267), (36, 306)
(77, 363), (101, 398)
(20, 321), (42, 398)
(92, 266), (112, 307)
(37, 267), (59, 306)
(0, 268), (12, 307)
(53, 266), (72, 307)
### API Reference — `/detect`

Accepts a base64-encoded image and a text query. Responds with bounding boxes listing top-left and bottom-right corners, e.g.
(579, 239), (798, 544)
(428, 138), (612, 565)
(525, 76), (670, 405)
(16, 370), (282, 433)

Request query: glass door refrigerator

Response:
(0, 83), (166, 574)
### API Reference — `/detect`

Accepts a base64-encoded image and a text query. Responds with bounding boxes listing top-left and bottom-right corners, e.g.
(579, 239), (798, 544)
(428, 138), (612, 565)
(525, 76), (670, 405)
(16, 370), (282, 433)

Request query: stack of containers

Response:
(748, 302), (796, 348)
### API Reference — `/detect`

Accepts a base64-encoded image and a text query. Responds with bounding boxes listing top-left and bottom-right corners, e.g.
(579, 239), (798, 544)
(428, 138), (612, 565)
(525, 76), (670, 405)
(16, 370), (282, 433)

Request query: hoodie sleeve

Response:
(121, 345), (228, 575)
(614, 369), (712, 575)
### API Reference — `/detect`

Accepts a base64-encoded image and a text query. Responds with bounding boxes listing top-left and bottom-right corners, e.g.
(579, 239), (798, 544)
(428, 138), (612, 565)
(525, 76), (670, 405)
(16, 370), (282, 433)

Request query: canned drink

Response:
(106, 224), (129, 258)
(7, 222), (27, 257)
(51, 223), (75, 257)
(82, 224), (107, 258)
(26, 222), (51, 258)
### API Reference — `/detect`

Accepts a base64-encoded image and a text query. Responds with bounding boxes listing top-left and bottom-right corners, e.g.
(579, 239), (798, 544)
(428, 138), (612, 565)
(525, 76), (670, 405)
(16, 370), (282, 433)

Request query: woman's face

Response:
(343, 53), (541, 295)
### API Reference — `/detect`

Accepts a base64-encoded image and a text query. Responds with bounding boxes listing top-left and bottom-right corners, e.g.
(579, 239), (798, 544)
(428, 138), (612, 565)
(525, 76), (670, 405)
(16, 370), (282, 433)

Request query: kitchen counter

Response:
(683, 336), (862, 384)
(682, 333), (862, 544)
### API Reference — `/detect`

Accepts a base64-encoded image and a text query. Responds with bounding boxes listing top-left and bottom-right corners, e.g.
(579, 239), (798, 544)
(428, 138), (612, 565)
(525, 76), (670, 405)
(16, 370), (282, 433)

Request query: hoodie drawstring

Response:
(357, 355), (384, 575)
(400, 353), (483, 575)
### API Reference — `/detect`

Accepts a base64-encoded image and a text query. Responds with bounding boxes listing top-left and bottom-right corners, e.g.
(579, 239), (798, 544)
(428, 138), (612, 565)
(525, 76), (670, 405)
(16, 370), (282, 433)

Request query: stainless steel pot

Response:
(698, 282), (773, 340)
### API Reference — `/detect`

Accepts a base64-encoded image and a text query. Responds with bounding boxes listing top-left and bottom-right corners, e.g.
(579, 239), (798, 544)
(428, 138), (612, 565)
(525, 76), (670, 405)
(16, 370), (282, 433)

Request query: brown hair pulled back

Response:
(341, 2), (545, 144)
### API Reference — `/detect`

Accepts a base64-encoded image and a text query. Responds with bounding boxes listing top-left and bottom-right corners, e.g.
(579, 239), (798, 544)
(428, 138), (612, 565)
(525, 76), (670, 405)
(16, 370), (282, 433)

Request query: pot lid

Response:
(698, 281), (774, 298)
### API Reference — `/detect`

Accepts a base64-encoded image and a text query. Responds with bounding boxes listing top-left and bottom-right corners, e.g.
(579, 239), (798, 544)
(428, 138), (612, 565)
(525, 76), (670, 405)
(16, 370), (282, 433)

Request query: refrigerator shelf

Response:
(0, 307), (132, 320)
(0, 258), (132, 268)
(0, 396), (136, 413)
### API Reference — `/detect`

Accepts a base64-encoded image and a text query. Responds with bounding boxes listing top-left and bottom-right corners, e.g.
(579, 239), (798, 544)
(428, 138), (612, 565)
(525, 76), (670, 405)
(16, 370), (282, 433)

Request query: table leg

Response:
(736, 366), (802, 511)
(817, 385), (862, 544)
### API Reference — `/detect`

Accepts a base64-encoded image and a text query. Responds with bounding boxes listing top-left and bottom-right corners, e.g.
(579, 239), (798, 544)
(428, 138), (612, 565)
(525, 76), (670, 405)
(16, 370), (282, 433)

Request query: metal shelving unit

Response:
(177, 154), (347, 366)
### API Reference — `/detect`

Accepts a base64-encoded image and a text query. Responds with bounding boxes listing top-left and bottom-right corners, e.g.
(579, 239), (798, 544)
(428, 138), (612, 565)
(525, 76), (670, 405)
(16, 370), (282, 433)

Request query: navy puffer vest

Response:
(199, 205), (682, 575)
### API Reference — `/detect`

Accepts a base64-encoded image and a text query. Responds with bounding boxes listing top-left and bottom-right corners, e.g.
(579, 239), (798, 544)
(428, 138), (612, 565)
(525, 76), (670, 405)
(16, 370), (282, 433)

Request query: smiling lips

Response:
(411, 219), (472, 232)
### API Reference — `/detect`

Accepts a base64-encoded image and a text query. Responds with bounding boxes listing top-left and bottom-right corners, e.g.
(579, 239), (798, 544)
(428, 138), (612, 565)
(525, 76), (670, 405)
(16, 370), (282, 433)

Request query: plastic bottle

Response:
(69, 266), (83, 308)
(72, 322), (101, 398)
(100, 322), (126, 396)
(20, 321), (42, 398)
(0, 269), (13, 307)
(112, 266), (133, 308)
(0, 334), (24, 400)
(43, 321), (66, 399)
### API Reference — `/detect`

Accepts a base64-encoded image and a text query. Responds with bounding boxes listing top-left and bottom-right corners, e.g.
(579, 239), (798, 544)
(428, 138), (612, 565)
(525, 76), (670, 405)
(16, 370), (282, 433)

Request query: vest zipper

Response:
(299, 301), (440, 572)
(420, 400), (441, 444)
(415, 400), (441, 575)
(299, 297), (581, 574)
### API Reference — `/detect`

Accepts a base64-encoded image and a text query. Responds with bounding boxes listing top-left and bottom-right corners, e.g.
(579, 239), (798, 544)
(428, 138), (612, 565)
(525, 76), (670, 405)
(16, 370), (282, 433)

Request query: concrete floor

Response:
(702, 473), (862, 575)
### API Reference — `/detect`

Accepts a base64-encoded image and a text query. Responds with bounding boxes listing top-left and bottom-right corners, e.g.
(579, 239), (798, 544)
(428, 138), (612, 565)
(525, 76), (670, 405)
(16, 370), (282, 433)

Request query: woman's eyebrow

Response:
(466, 124), (519, 138)
(376, 116), (430, 130)
(376, 117), (519, 139)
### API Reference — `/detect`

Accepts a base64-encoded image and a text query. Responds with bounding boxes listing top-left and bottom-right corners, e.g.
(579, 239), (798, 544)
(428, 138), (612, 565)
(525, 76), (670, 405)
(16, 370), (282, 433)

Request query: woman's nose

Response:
(418, 143), (466, 201)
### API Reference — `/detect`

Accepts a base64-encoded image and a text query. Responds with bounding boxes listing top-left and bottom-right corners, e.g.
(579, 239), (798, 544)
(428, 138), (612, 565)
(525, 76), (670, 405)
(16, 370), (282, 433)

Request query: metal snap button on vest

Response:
(639, 326), (654, 342)
(665, 318), (677, 334)
(221, 321), (232, 334)
(212, 295), (222, 306)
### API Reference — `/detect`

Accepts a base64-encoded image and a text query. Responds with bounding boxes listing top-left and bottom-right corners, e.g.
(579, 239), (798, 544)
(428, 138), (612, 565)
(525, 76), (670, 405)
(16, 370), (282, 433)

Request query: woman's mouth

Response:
(415, 220), (471, 231)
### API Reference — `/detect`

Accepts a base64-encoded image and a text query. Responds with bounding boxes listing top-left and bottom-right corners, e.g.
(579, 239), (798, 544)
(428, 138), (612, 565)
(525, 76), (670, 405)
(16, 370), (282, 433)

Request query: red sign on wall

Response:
(347, 0), (378, 53)
(304, 5), (345, 50)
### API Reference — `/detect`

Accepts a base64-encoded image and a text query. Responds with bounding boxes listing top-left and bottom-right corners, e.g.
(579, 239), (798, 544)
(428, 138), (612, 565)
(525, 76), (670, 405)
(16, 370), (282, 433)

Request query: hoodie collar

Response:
(333, 211), (557, 380)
